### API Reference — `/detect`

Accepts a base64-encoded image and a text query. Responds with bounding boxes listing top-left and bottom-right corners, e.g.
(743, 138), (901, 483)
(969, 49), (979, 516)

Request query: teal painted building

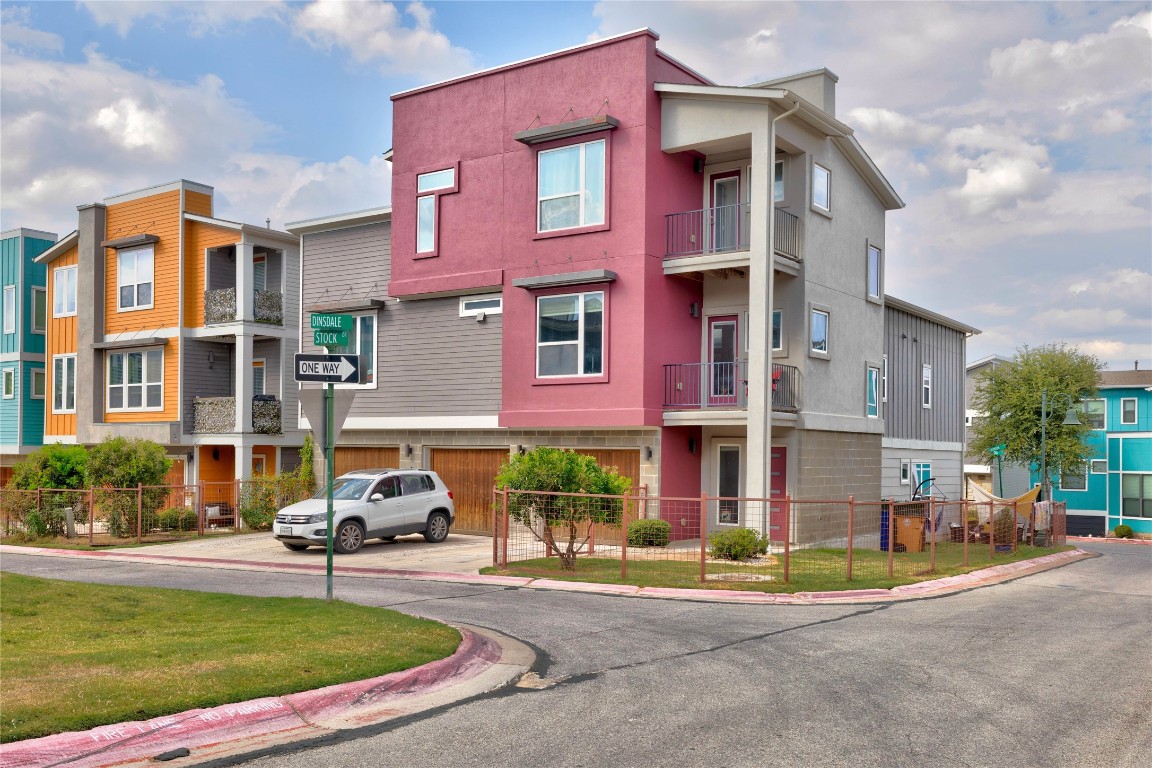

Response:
(1051, 369), (1152, 536)
(1, 228), (59, 483)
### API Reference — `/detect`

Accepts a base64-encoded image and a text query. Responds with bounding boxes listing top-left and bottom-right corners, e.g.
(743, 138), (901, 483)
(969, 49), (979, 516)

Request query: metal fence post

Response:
(783, 494), (791, 583)
(136, 483), (143, 544)
(846, 495), (855, 581)
(234, 479), (242, 532)
(929, 496), (936, 573)
(198, 482), (205, 536)
(621, 494), (630, 581)
(887, 499), (895, 579)
(491, 486), (498, 567)
(88, 488), (95, 545)
(963, 501), (969, 567)
(500, 486), (509, 568)
(989, 502), (996, 560)
(700, 492), (708, 584)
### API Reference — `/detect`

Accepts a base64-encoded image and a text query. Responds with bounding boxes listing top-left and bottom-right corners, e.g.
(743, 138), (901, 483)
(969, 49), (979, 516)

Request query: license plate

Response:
(278, 526), (293, 535)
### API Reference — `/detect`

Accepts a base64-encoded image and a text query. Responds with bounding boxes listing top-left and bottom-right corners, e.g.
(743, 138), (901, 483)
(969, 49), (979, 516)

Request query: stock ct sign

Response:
(294, 354), (361, 384)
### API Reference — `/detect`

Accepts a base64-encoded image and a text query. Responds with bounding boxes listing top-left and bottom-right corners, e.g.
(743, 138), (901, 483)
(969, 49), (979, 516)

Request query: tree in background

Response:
(5, 444), (90, 537)
(494, 447), (631, 571)
(969, 343), (1102, 496)
(86, 437), (171, 537)
(8, 443), (88, 491)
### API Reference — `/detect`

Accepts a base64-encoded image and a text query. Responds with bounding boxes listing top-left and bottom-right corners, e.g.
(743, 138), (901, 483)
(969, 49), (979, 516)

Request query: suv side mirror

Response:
(370, 493), (384, 502)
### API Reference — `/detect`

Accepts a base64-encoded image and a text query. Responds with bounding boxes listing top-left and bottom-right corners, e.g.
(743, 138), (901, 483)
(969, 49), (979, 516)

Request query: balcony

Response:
(192, 396), (282, 434)
(204, 288), (284, 325)
(664, 205), (803, 263)
(663, 362), (800, 413)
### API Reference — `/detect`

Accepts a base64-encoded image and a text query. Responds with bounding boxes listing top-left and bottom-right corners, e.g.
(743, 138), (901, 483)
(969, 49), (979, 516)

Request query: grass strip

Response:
(0, 572), (460, 743)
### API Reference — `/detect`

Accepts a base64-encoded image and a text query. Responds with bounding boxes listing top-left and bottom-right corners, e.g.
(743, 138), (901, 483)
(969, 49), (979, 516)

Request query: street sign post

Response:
(294, 354), (360, 384)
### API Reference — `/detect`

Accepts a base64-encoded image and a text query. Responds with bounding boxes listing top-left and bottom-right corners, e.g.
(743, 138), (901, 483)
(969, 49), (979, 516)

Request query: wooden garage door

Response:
(431, 448), (509, 535)
(574, 449), (641, 492)
(334, 447), (400, 478)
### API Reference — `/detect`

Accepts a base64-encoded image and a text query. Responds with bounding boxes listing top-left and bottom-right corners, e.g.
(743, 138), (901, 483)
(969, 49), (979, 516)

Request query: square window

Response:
(54, 266), (77, 317)
(812, 162), (831, 212)
(32, 288), (47, 333)
(1082, 399), (1105, 430)
(117, 246), (154, 310)
(1121, 398), (1137, 425)
(1121, 474), (1152, 518)
(53, 355), (76, 413)
(107, 348), (163, 411)
(1060, 469), (1087, 490)
(2, 368), (13, 398)
(31, 368), (45, 399)
(867, 365), (880, 418)
(922, 363), (932, 409)
(459, 294), (502, 317)
(867, 244), (881, 300)
(810, 308), (829, 354)
(537, 291), (604, 377)
(3, 285), (14, 334)
(538, 139), (606, 232)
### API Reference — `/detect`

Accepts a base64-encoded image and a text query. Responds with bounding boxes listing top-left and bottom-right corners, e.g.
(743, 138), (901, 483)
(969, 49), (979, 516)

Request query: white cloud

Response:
(0, 6), (63, 54)
(80, 1), (286, 37)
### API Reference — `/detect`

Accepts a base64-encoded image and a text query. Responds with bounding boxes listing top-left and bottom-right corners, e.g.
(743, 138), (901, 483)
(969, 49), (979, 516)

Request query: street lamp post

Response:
(1039, 389), (1082, 501)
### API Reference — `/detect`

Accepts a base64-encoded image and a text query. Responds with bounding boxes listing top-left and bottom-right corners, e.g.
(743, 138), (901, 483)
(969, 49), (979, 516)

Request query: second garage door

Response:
(334, 446), (400, 478)
(430, 448), (510, 535)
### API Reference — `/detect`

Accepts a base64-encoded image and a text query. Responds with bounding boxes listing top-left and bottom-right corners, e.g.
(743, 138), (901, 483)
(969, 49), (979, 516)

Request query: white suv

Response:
(273, 469), (455, 554)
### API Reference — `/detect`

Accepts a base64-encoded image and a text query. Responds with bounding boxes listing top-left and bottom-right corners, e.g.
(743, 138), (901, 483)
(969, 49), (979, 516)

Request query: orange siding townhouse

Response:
(34, 181), (303, 506)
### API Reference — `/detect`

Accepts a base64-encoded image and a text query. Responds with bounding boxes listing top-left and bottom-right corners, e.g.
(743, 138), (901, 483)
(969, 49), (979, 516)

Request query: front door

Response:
(711, 173), (740, 252)
(709, 316), (739, 407)
(715, 443), (742, 526)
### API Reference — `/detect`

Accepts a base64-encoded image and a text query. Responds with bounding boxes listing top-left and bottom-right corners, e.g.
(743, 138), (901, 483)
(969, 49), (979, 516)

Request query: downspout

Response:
(760, 97), (800, 499)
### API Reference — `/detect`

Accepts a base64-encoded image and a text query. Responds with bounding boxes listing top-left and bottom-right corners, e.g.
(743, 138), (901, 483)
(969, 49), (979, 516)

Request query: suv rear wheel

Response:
(423, 511), (450, 543)
(335, 520), (366, 554)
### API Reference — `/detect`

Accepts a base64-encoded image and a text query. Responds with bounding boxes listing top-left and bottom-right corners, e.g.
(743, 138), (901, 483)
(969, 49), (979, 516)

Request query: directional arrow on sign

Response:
(294, 354), (361, 384)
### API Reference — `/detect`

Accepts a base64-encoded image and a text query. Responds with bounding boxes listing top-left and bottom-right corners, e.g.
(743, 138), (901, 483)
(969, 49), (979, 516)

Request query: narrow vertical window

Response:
(881, 354), (888, 402)
(54, 266), (77, 316)
(810, 309), (829, 354)
(774, 160), (784, 202)
(252, 360), (266, 397)
(2, 368), (14, 398)
(416, 168), (456, 255)
(772, 309), (783, 351)
(31, 368), (46, 399)
(867, 365), (880, 418)
(900, 459), (910, 485)
(53, 355), (76, 413)
(252, 254), (267, 292)
(922, 363), (932, 409)
(812, 162), (831, 212)
(867, 244), (881, 300)
(1121, 398), (1137, 425)
(32, 287), (47, 333)
(2, 285), (14, 333)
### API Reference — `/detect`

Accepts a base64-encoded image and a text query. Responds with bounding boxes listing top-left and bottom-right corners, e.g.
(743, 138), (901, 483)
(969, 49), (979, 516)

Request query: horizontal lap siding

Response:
(46, 246), (79, 438)
(185, 222), (238, 328)
(105, 191), (181, 333)
(22, 361), (45, 445)
(185, 191), (213, 218)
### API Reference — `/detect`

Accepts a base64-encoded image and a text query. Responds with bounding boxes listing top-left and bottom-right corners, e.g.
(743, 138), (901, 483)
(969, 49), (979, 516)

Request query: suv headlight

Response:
(307, 512), (327, 524)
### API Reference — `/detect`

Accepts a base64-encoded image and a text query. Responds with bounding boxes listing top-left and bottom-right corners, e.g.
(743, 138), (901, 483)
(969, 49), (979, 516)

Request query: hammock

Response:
(968, 485), (1041, 526)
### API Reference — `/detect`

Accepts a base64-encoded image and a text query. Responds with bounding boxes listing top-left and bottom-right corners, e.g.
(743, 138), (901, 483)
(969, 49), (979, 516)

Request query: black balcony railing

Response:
(665, 206), (802, 262)
(663, 362), (799, 412)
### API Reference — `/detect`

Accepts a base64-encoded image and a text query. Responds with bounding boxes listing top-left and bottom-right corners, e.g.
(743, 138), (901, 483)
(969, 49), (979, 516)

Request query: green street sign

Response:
(313, 330), (349, 347)
(990, 443), (1007, 457)
(310, 313), (353, 332)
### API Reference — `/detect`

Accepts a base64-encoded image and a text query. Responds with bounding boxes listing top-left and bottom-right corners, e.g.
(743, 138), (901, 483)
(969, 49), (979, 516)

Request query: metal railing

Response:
(663, 361), (799, 412)
(665, 205), (802, 262)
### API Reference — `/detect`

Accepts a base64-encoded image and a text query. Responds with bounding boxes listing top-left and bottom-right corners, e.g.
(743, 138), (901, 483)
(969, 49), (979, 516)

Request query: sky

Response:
(1, 0), (1149, 371)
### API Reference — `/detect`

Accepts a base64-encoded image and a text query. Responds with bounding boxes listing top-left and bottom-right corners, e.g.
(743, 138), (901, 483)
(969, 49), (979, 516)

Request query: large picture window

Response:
(117, 246), (154, 310)
(538, 139), (605, 232)
(107, 348), (163, 410)
(53, 355), (76, 413)
(332, 314), (376, 386)
(54, 266), (77, 317)
(1121, 474), (1152, 518)
(537, 291), (604, 377)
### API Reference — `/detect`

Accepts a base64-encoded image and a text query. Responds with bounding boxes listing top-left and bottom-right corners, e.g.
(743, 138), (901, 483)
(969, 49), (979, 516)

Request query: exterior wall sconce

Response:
(212, 448), (220, 461)
(517, 445), (526, 455)
(644, 446), (653, 460)
(207, 351), (215, 369)
(688, 437), (697, 454)
(404, 444), (413, 458)
(690, 302), (700, 318)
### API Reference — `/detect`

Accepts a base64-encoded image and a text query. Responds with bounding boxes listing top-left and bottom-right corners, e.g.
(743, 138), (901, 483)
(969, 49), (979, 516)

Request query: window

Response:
(772, 309), (782, 351)
(922, 364), (932, 409)
(810, 309), (829, 354)
(774, 160), (784, 203)
(53, 355), (75, 413)
(253, 255), (267, 291)
(913, 462), (932, 498)
(459, 294), (503, 317)
(537, 291), (604, 377)
(900, 459), (910, 485)
(31, 368), (45, 399)
(1060, 468), (1087, 490)
(2, 368), (13, 398)
(415, 167), (456, 255)
(882, 354), (888, 402)
(252, 360), (265, 397)
(1121, 398), (1137, 425)
(812, 162), (831, 212)
(1082, 399), (1105, 430)
(538, 139), (605, 232)
(3, 285), (14, 333)
(866, 365), (880, 418)
(107, 349), (163, 410)
(333, 314), (376, 385)
(1121, 474), (1152, 518)
(54, 266), (77, 317)
(32, 288), (46, 334)
(117, 246), (154, 310)
(867, 244), (881, 300)
(1090, 460), (1107, 474)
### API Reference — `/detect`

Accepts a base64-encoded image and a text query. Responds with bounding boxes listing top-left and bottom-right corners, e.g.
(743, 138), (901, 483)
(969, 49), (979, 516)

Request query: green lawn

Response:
(0, 573), (461, 743)
(481, 543), (1072, 594)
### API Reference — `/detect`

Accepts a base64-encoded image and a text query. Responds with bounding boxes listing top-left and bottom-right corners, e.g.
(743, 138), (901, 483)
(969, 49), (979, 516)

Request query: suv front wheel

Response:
(424, 511), (450, 543)
(335, 520), (366, 554)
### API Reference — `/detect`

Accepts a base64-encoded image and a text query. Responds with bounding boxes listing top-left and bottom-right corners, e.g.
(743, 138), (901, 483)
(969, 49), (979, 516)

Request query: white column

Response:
(235, 332), (254, 433)
(236, 241), (254, 323)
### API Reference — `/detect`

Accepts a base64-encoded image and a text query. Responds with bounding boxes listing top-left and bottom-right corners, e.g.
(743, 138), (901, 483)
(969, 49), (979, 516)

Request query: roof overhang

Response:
(33, 231), (79, 264)
(286, 207), (392, 235)
(885, 295), (981, 336)
(184, 213), (298, 245)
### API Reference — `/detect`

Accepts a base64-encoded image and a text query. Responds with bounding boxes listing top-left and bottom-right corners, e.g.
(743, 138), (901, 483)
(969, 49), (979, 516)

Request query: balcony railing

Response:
(664, 206), (802, 263)
(192, 396), (282, 434)
(663, 362), (800, 413)
(204, 288), (284, 325)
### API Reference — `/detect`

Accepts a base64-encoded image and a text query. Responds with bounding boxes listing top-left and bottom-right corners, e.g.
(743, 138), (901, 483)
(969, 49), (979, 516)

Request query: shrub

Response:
(239, 477), (278, 531)
(1114, 524), (1134, 539)
(708, 528), (769, 561)
(9, 444), (88, 490)
(87, 437), (172, 538)
(627, 519), (671, 548)
(156, 507), (200, 532)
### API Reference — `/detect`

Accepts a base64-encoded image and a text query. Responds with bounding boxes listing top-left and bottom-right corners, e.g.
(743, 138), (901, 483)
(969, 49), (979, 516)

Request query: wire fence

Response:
(1, 478), (313, 546)
(492, 489), (1068, 587)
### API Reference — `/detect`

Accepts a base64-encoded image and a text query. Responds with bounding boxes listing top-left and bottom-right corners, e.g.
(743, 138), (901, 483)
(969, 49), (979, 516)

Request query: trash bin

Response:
(894, 514), (925, 553)
(880, 500), (891, 551)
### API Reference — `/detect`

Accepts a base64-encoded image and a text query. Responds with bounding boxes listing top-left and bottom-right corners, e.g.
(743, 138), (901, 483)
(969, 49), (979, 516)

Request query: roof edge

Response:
(885, 295), (981, 336)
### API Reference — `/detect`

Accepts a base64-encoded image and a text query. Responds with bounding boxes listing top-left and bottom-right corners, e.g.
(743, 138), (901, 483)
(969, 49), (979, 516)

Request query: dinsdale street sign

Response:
(294, 354), (360, 384)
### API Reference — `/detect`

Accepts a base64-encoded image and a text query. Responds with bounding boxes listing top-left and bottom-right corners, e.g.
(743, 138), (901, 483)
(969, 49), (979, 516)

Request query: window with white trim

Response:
(913, 462), (932, 498)
(1090, 459), (1107, 474)
(332, 313), (376, 386)
(900, 458), (910, 485)
(1121, 473), (1152, 518)
(3, 285), (14, 333)
(107, 348), (163, 410)
(537, 291), (604, 377)
(812, 162), (831, 212)
(774, 160), (784, 202)
(537, 139), (605, 232)
(459, 294), (502, 317)
(252, 360), (266, 397)
(772, 309), (783, 351)
(31, 368), (45, 399)
(54, 266), (77, 317)
(1060, 468), (1087, 490)
(922, 363), (932, 409)
(867, 365), (880, 418)
(32, 287), (46, 334)
(2, 368), (13, 398)
(53, 355), (75, 413)
(416, 168), (455, 254)
(867, 244), (881, 300)
(1082, 399), (1105, 430)
(810, 308), (829, 354)
(882, 354), (888, 402)
(1121, 398), (1137, 425)
(117, 246), (154, 310)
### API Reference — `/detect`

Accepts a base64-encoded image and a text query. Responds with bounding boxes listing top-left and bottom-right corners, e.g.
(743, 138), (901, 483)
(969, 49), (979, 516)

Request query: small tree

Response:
(7, 444), (90, 536)
(494, 447), (631, 571)
(969, 343), (1102, 496)
(87, 437), (171, 537)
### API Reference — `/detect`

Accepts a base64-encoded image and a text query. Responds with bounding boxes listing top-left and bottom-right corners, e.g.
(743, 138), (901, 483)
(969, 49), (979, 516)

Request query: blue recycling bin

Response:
(880, 501), (890, 551)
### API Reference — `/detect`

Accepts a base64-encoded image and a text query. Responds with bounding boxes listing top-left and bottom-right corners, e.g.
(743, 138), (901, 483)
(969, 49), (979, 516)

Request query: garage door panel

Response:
(334, 447), (400, 478)
(431, 448), (509, 535)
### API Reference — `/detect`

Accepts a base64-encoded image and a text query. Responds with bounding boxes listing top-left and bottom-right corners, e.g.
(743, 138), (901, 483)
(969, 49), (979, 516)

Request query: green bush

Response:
(239, 478), (278, 531)
(1114, 524), (1134, 539)
(627, 519), (671, 548)
(708, 528), (770, 561)
(156, 508), (200, 532)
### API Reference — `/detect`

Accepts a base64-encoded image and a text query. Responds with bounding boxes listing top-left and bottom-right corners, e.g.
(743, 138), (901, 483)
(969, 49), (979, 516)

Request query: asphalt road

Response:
(3, 541), (1149, 768)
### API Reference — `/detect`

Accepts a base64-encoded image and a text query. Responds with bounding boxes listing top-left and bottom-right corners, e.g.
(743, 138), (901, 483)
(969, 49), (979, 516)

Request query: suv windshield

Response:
(313, 477), (373, 501)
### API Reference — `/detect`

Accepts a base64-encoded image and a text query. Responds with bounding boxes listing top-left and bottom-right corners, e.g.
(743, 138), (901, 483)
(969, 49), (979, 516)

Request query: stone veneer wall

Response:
(795, 430), (882, 501)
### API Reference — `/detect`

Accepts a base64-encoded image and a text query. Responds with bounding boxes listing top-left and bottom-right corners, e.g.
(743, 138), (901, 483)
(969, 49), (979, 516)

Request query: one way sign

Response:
(294, 354), (361, 384)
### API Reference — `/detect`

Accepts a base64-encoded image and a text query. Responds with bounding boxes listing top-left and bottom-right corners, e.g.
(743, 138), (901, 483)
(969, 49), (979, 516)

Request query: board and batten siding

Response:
(883, 304), (966, 443)
(300, 220), (501, 417)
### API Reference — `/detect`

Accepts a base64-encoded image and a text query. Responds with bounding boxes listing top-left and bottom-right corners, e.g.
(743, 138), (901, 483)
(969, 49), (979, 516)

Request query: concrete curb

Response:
(0, 625), (534, 768)
(1068, 535), (1152, 546)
